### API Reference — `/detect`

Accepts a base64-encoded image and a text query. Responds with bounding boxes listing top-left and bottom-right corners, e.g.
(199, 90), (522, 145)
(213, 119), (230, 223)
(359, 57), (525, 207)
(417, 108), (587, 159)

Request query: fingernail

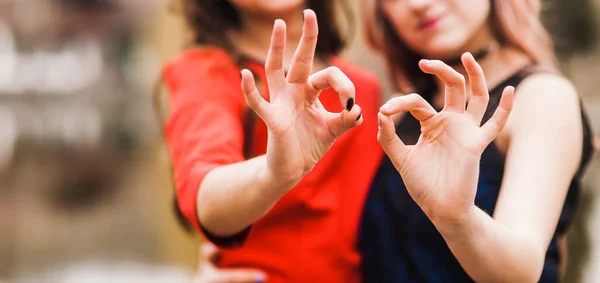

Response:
(378, 121), (382, 129)
(356, 112), (362, 121)
(381, 103), (392, 111)
(256, 274), (267, 282)
(346, 98), (355, 111)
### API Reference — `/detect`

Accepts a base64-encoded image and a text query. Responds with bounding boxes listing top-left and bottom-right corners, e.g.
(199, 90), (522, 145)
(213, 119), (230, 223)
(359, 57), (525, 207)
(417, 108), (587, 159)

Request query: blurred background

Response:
(0, 0), (599, 282)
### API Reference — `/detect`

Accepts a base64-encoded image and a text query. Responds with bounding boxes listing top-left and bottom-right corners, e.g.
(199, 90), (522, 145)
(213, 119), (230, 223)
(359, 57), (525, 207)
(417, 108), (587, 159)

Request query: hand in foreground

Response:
(377, 53), (515, 224)
(241, 9), (362, 185)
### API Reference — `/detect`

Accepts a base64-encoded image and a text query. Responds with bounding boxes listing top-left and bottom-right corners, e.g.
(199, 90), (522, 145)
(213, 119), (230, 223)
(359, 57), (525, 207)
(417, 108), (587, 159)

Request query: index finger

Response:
(286, 9), (318, 84)
(380, 93), (437, 122)
(307, 66), (356, 111)
(419, 59), (467, 113)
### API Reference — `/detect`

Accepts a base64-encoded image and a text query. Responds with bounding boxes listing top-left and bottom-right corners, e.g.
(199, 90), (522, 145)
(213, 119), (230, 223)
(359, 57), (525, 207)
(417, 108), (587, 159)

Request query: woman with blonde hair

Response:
(358, 0), (594, 282)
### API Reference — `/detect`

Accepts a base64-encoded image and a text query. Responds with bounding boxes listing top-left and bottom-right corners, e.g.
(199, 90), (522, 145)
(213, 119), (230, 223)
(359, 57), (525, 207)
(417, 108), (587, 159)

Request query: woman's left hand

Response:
(377, 53), (515, 225)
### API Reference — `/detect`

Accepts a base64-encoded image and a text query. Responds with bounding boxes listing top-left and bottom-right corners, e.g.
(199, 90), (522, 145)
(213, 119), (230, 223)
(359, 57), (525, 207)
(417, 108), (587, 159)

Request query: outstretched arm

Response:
(196, 10), (362, 238)
(378, 53), (583, 282)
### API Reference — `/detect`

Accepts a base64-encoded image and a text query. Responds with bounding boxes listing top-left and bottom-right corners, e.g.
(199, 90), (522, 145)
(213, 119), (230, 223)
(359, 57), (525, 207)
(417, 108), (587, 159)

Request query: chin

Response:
(266, 1), (304, 11)
(240, 0), (304, 17)
(412, 36), (467, 61)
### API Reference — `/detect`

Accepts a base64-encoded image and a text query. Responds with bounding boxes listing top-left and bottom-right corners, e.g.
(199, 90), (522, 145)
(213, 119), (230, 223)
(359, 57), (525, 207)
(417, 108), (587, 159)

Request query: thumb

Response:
(377, 112), (408, 170)
(327, 104), (363, 138)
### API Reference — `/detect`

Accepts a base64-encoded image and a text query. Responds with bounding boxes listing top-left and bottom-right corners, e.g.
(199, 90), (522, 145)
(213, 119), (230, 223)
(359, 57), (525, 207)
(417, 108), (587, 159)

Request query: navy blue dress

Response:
(358, 68), (594, 283)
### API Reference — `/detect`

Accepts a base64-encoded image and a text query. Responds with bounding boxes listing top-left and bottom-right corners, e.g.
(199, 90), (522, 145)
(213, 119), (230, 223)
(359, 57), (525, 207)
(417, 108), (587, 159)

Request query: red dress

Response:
(164, 47), (383, 283)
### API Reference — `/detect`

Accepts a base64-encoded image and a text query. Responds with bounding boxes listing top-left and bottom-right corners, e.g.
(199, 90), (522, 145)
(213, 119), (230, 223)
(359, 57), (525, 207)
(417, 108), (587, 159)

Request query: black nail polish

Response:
(356, 112), (362, 121)
(346, 98), (354, 111)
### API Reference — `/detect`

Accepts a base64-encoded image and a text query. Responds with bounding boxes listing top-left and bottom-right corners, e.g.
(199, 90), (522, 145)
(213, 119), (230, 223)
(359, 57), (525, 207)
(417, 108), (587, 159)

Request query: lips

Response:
(419, 16), (442, 30)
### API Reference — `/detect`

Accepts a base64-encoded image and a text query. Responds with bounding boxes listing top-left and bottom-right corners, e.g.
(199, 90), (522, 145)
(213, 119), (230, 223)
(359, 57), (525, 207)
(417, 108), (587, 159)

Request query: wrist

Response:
(430, 205), (482, 241)
(258, 160), (304, 195)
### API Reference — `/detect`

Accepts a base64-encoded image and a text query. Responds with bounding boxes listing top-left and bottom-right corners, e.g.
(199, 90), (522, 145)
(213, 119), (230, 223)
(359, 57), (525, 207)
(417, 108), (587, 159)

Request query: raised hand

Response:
(241, 10), (362, 184)
(377, 53), (515, 224)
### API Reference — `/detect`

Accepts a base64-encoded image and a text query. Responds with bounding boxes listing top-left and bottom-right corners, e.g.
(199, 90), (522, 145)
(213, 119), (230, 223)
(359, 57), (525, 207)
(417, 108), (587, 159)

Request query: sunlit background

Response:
(1, 0), (600, 282)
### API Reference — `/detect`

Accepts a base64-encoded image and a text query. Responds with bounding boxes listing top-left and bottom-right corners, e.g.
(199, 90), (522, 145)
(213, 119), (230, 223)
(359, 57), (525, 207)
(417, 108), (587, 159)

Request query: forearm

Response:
(197, 155), (301, 237)
(433, 207), (544, 283)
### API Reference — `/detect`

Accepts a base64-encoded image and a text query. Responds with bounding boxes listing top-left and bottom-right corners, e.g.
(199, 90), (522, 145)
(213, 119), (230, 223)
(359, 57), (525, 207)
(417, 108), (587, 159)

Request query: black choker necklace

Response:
(444, 44), (497, 67)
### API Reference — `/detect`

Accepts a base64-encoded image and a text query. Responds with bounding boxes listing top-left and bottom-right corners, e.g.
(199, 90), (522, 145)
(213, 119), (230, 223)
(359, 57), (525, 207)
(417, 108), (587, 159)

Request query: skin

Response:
(188, 5), (362, 283)
(381, 0), (495, 60)
(195, 0), (584, 282)
(198, 9), (363, 237)
(377, 0), (583, 282)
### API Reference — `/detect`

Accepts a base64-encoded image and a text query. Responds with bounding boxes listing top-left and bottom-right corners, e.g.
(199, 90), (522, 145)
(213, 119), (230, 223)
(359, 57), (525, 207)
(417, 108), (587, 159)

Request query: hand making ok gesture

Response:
(241, 9), (362, 183)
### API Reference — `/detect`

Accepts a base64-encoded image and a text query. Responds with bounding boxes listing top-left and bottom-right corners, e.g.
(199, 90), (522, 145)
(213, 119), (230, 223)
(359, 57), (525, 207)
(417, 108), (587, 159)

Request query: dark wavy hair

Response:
(157, 0), (354, 231)
(179, 0), (351, 60)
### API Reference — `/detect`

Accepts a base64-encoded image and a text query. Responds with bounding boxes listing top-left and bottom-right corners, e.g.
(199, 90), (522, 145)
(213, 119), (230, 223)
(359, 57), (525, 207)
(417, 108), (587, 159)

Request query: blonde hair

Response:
(363, 0), (557, 95)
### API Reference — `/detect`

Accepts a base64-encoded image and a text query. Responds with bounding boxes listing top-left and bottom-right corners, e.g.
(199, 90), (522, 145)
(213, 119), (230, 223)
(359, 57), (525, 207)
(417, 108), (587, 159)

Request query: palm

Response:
(241, 11), (361, 181)
(378, 55), (515, 223)
(400, 112), (486, 222)
(266, 97), (337, 174)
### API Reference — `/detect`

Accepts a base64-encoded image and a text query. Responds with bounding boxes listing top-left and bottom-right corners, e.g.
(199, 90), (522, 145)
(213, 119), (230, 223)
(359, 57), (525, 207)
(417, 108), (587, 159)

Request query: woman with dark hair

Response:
(158, 0), (383, 282)
(358, 0), (594, 282)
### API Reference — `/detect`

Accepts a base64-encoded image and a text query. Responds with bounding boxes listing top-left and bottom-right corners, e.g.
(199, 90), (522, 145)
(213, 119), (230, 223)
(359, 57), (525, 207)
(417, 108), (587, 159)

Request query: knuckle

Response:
(293, 55), (313, 65)
(389, 95), (406, 103)
(340, 85), (355, 96)
(457, 74), (466, 84)
(406, 93), (420, 99)
(266, 62), (283, 70)
(376, 130), (394, 145)
(472, 94), (489, 102)
(272, 44), (285, 52)
(244, 96), (259, 109)
(305, 32), (318, 41)
(327, 66), (342, 74)
(447, 75), (464, 88)
(469, 70), (482, 78)
(406, 93), (423, 104)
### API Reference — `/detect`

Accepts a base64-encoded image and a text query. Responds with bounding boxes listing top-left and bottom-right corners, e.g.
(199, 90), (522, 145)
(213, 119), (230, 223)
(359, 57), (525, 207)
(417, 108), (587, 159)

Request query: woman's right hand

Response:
(241, 9), (362, 186)
(193, 243), (267, 283)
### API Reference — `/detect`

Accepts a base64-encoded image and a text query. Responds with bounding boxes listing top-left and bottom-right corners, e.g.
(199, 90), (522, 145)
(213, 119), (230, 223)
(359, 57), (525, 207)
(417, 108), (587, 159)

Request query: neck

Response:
(438, 21), (531, 96)
(229, 10), (305, 69)
(445, 42), (499, 69)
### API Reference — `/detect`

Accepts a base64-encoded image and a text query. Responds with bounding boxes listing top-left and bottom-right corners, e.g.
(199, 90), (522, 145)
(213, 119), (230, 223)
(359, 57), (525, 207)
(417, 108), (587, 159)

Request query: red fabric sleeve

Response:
(163, 51), (251, 246)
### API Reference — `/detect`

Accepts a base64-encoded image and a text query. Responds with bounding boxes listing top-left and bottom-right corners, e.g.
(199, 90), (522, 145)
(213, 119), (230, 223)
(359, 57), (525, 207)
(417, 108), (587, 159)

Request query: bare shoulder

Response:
(497, 71), (584, 155)
(494, 72), (582, 152)
(513, 73), (580, 115)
